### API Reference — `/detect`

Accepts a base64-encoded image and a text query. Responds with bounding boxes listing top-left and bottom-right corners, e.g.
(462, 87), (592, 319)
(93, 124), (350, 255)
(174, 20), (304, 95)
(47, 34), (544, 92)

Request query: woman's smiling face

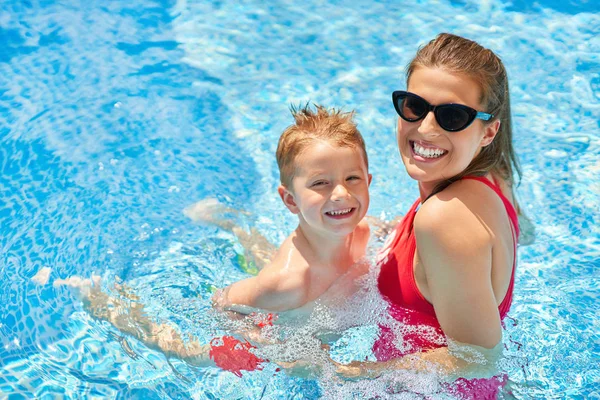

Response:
(397, 67), (499, 198)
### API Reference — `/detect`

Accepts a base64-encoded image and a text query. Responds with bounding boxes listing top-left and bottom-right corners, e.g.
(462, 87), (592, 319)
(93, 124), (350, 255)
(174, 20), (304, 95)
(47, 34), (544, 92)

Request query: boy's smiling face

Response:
(279, 140), (371, 238)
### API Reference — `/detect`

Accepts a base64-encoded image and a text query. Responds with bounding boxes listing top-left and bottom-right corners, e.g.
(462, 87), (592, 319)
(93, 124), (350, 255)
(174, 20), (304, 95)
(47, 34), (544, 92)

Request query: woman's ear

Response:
(481, 120), (501, 147)
(278, 185), (300, 214)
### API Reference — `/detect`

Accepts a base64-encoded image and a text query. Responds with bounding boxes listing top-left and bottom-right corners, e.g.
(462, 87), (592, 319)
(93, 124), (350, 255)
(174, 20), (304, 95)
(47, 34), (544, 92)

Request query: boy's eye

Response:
(311, 180), (327, 187)
(347, 175), (361, 181)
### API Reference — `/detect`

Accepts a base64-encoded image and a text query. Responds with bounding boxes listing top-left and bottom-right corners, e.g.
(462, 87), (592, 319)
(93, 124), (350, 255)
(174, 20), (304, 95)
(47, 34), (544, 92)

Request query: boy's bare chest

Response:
(305, 260), (367, 305)
(305, 268), (346, 301)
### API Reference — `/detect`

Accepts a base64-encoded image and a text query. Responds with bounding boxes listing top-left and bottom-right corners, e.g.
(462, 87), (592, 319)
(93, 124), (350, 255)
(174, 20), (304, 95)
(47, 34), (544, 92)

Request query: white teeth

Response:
(413, 142), (446, 159)
(327, 208), (352, 216)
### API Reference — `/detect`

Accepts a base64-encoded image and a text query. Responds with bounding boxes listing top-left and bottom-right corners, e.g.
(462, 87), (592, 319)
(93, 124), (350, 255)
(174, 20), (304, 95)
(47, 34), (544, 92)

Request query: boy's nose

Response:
(331, 184), (350, 201)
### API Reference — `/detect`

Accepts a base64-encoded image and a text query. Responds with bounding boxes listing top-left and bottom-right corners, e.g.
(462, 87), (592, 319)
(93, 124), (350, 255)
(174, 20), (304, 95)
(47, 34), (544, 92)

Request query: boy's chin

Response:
(324, 223), (360, 237)
(301, 218), (360, 237)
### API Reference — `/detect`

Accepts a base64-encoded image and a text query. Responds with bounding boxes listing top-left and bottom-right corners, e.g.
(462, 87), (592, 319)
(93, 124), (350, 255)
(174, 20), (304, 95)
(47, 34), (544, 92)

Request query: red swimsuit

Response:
(374, 176), (520, 361)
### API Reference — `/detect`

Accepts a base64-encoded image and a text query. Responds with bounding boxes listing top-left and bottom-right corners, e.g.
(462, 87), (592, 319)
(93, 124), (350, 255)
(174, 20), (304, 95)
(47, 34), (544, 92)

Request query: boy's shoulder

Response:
(353, 218), (371, 255)
(263, 233), (310, 283)
(357, 218), (371, 236)
(252, 233), (311, 310)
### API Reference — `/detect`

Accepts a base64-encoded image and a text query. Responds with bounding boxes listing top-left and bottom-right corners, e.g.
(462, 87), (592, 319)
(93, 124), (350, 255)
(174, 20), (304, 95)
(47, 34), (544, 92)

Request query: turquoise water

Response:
(1, 0), (599, 398)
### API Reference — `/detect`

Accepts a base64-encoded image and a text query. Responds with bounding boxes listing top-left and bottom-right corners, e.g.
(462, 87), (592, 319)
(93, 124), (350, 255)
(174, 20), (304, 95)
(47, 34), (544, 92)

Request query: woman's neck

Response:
(418, 181), (437, 201)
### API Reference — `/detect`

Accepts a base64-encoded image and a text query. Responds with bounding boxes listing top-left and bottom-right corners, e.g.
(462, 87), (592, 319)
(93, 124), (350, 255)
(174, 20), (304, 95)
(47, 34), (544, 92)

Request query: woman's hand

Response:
(276, 359), (372, 381)
(275, 359), (322, 379)
(365, 216), (401, 241)
(333, 360), (368, 380)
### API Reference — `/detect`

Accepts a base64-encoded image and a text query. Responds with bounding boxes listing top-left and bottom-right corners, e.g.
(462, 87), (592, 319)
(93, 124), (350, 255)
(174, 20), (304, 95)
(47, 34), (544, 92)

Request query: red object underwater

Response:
(251, 312), (276, 328)
(209, 336), (265, 377)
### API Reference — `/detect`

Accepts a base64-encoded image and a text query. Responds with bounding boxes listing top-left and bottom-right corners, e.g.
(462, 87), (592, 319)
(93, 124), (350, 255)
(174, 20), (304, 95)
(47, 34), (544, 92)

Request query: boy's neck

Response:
(294, 224), (359, 268)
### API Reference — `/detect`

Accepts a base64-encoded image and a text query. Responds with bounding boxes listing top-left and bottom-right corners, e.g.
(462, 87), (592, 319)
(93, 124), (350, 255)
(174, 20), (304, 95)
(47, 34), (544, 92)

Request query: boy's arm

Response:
(213, 266), (307, 313)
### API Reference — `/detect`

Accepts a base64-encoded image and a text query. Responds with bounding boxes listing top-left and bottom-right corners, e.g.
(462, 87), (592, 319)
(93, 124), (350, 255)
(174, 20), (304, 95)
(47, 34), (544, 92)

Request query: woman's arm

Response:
(414, 191), (504, 349)
(334, 339), (502, 381)
(276, 337), (502, 381)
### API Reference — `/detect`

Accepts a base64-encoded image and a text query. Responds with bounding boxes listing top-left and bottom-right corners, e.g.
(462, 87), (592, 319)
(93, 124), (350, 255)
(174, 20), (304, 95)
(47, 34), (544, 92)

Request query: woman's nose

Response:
(417, 111), (442, 137)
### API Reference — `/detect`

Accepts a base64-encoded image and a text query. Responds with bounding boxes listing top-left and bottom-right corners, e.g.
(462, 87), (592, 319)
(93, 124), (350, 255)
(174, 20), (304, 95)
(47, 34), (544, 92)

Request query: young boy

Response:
(54, 104), (372, 374)
(209, 104), (372, 315)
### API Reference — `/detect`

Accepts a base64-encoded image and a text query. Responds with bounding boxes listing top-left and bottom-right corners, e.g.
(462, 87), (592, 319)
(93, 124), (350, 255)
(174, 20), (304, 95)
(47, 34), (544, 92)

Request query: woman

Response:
(337, 33), (522, 397)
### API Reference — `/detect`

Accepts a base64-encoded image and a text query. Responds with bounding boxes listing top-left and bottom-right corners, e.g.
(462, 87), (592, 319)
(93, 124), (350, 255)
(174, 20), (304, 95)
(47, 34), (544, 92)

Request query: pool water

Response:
(1, 0), (599, 398)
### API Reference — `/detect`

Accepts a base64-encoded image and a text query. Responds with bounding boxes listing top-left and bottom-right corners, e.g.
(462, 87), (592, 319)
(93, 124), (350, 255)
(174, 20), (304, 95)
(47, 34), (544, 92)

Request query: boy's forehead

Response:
(293, 143), (367, 173)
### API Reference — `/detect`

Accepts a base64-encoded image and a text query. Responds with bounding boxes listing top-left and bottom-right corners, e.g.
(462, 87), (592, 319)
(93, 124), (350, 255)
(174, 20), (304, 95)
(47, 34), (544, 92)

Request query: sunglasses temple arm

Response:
(476, 112), (493, 121)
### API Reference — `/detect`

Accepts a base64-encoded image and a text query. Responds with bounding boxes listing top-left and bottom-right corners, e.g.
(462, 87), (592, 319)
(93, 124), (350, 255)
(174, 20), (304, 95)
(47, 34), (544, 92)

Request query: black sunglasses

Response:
(392, 90), (493, 132)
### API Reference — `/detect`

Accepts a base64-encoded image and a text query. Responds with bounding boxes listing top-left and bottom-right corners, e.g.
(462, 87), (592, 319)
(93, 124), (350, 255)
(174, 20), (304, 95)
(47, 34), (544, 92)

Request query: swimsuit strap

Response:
(461, 176), (520, 237)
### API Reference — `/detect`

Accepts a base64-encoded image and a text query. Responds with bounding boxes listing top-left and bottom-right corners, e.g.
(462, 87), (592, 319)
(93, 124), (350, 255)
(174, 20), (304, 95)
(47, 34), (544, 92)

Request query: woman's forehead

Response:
(408, 67), (483, 107)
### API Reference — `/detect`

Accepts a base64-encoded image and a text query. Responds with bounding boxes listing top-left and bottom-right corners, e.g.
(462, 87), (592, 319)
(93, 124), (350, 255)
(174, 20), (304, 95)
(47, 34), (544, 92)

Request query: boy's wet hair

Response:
(276, 103), (368, 188)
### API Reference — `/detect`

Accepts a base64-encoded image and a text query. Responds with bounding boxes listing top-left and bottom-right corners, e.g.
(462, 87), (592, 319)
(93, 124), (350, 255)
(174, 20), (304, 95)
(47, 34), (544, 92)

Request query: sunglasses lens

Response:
(437, 106), (473, 131)
(393, 91), (480, 132)
(403, 96), (428, 120)
(395, 93), (427, 121)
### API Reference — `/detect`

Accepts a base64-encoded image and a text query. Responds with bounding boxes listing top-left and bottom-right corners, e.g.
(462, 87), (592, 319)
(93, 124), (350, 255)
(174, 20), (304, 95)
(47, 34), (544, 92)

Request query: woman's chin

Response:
(403, 158), (462, 185)
(403, 164), (437, 183)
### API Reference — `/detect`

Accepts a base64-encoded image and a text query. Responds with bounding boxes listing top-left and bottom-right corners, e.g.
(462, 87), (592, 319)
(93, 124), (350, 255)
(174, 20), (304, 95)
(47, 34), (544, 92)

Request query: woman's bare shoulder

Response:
(415, 180), (502, 245)
(422, 179), (506, 218)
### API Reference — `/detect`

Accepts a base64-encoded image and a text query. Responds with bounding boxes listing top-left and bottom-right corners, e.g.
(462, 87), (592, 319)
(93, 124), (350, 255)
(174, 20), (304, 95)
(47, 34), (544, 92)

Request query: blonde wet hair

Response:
(276, 104), (368, 188)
